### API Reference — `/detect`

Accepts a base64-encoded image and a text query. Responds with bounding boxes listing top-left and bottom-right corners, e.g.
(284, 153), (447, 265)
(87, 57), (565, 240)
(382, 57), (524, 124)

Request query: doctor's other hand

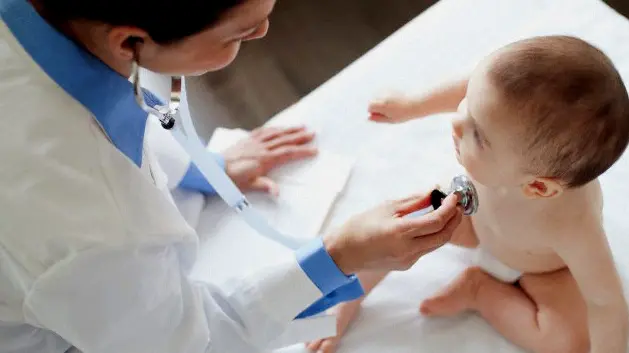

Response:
(222, 126), (317, 196)
(324, 192), (463, 274)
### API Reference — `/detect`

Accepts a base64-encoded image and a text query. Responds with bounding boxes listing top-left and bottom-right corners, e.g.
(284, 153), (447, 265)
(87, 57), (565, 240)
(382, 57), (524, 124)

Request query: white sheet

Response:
(189, 0), (629, 352)
(189, 128), (353, 287)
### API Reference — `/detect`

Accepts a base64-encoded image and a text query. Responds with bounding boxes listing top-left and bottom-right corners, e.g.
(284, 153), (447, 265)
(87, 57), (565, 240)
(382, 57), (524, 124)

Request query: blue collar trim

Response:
(0, 0), (150, 167)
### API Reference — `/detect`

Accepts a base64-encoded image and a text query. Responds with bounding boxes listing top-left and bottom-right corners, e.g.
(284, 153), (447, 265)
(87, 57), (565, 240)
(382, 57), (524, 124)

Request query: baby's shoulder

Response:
(560, 179), (603, 217)
(551, 185), (605, 242)
(582, 178), (604, 207)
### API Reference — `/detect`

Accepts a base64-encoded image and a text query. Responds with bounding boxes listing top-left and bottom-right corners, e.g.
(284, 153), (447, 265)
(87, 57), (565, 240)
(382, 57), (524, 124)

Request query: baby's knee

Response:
(539, 326), (589, 353)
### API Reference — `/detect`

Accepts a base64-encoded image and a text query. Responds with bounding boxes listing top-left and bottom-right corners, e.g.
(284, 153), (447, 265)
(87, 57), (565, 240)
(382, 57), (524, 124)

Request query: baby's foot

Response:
(306, 336), (340, 353)
(305, 300), (362, 353)
(419, 267), (486, 317)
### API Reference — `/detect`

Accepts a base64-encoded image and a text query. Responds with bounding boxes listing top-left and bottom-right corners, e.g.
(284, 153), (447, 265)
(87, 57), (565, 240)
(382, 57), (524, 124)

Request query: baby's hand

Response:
(368, 96), (416, 123)
(305, 300), (363, 353)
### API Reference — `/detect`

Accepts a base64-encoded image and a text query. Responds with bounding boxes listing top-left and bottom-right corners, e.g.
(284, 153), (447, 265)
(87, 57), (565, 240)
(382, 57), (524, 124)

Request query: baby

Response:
(306, 36), (629, 353)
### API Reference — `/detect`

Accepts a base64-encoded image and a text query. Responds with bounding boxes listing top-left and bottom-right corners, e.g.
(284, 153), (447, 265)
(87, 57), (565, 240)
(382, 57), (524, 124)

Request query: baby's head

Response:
(454, 35), (629, 198)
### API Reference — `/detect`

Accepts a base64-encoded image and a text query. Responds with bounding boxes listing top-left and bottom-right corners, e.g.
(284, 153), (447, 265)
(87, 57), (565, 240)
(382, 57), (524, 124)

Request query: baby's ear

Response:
(521, 178), (564, 199)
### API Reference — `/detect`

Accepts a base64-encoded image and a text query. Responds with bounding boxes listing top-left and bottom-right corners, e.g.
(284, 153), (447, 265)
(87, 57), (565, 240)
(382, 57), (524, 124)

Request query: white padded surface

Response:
(190, 128), (353, 286)
(192, 0), (629, 352)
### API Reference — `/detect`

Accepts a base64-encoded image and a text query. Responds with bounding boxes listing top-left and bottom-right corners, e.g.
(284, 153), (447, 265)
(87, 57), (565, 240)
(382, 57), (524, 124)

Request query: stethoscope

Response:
(131, 59), (305, 249)
(130, 59), (480, 251)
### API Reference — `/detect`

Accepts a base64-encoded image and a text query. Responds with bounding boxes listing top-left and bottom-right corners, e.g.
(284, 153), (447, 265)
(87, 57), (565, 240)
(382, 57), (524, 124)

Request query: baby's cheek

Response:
(459, 153), (488, 184)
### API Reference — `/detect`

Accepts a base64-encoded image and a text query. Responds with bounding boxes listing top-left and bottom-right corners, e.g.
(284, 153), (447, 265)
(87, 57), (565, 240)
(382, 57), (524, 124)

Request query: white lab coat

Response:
(0, 12), (326, 353)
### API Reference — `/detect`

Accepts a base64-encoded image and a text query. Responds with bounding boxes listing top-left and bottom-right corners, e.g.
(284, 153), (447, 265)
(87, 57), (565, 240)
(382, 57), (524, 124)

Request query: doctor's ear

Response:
(106, 26), (151, 62)
(521, 177), (564, 199)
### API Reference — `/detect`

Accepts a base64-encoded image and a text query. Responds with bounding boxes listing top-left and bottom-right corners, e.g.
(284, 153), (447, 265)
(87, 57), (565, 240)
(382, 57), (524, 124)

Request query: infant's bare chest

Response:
(473, 207), (550, 250)
(469, 182), (603, 274)
(471, 202), (565, 273)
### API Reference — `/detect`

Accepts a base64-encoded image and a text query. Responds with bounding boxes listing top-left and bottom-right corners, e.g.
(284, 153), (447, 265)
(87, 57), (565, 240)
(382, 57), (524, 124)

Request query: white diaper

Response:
(474, 248), (523, 283)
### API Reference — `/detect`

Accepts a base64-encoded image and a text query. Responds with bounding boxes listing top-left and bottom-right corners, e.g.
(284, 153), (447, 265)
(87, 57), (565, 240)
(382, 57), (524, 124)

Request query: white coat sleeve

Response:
(22, 244), (324, 353)
(145, 117), (224, 195)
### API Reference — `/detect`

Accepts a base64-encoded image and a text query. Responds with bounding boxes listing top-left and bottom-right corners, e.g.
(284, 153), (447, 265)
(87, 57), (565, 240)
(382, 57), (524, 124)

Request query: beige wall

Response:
(185, 0), (438, 140)
(184, 0), (629, 141)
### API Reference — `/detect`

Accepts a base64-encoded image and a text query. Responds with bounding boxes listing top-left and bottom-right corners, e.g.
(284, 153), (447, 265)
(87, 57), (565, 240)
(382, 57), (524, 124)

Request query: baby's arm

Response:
(369, 78), (469, 123)
(553, 223), (629, 353)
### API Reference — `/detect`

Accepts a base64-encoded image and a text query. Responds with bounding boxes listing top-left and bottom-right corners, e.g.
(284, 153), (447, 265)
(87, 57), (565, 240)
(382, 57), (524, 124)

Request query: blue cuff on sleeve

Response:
(295, 237), (365, 318)
(295, 279), (364, 319)
(296, 237), (354, 295)
(178, 153), (226, 195)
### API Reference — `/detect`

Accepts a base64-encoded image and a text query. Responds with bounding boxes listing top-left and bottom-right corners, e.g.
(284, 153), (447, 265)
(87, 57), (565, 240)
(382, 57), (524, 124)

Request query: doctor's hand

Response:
(324, 192), (463, 274)
(222, 126), (317, 196)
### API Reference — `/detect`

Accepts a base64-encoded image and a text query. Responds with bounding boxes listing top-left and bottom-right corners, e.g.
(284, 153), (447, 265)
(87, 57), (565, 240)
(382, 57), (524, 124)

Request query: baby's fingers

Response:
(318, 338), (340, 353)
(368, 113), (389, 124)
(368, 100), (392, 120)
(367, 99), (391, 119)
(306, 339), (323, 352)
(368, 99), (387, 113)
(368, 97), (409, 123)
(306, 337), (341, 353)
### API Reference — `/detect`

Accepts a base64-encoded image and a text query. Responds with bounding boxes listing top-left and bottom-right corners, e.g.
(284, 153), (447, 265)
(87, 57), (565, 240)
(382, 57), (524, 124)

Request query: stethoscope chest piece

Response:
(405, 174), (479, 219)
(450, 175), (479, 216)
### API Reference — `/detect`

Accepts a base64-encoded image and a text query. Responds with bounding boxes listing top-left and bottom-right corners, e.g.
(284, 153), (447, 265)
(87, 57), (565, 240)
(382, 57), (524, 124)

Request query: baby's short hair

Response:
(487, 35), (629, 187)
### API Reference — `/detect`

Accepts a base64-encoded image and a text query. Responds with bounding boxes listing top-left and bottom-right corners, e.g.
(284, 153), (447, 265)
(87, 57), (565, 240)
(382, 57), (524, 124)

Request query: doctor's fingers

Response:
(392, 190), (436, 215)
(393, 194), (461, 235)
(261, 145), (318, 169)
(391, 183), (444, 215)
(252, 125), (307, 142)
(384, 210), (460, 271)
(249, 177), (280, 197)
(393, 221), (460, 271)
(397, 243), (444, 270)
(264, 129), (316, 150)
(408, 209), (462, 248)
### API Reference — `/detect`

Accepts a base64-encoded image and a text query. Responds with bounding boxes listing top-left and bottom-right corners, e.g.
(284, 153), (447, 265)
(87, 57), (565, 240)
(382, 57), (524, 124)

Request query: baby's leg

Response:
(306, 299), (362, 353)
(420, 268), (589, 353)
(306, 270), (389, 353)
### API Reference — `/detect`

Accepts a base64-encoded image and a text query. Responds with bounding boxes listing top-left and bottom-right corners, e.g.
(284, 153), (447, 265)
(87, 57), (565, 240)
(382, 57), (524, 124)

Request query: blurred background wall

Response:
(183, 0), (629, 140)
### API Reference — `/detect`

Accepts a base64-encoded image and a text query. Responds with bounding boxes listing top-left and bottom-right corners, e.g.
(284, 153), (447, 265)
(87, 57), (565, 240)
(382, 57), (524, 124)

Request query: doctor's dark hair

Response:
(34, 0), (248, 44)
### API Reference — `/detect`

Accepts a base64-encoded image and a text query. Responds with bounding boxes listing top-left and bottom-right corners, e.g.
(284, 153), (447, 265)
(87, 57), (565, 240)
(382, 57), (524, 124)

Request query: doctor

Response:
(0, 0), (463, 352)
